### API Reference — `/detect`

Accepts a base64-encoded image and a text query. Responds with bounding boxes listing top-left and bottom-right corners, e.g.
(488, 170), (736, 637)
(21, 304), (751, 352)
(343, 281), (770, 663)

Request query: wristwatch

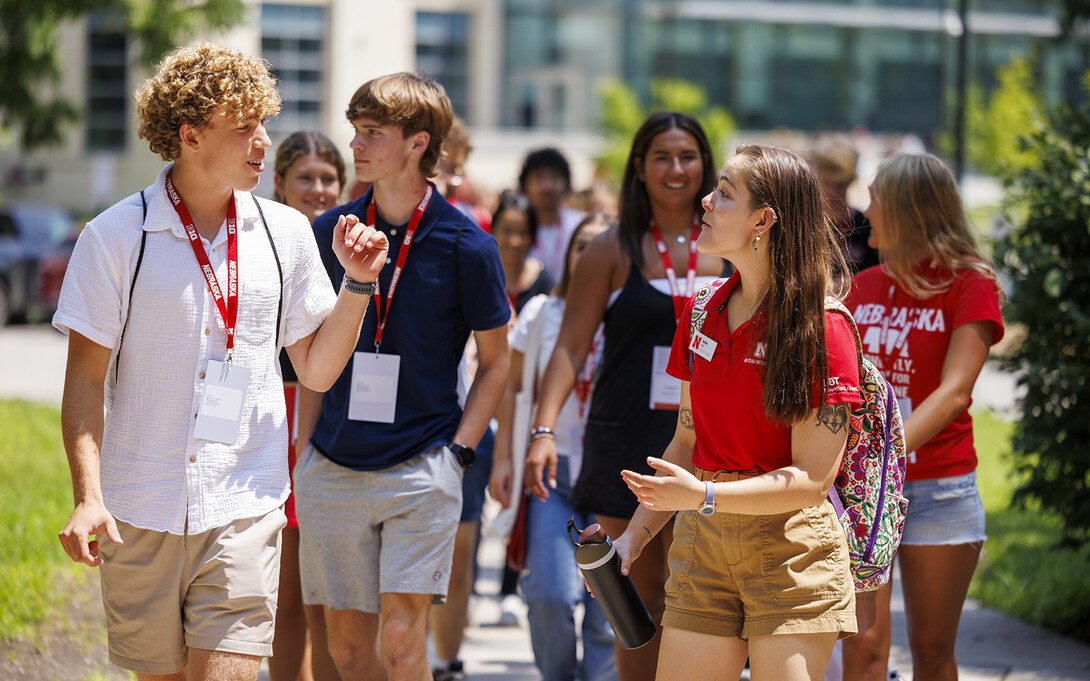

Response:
(450, 443), (476, 470)
(697, 480), (716, 516)
(342, 275), (376, 296)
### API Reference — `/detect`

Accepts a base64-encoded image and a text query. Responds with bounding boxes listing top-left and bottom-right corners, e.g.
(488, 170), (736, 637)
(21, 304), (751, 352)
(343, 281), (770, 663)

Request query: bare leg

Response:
(598, 515), (673, 681)
(325, 607), (385, 681)
(842, 582), (893, 681)
(306, 602), (341, 681)
(428, 520), (479, 666)
(378, 593), (435, 681)
(169, 649), (262, 681)
(654, 627), (747, 681)
(270, 527), (312, 681)
(899, 543), (981, 681)
(750, 632), (839, 681)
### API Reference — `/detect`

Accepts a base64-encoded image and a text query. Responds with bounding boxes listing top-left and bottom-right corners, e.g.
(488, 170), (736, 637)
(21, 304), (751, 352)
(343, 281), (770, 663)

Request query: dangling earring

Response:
(752, 233), (761, 251)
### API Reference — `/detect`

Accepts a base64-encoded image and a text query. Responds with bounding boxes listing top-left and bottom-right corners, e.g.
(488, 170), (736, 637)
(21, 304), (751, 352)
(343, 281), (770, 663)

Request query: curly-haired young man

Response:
(54, 43), (389, 681)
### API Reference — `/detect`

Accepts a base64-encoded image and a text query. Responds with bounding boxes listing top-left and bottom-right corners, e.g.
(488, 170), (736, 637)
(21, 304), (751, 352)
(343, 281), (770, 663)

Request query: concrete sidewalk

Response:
(450, 529), (1090, 681)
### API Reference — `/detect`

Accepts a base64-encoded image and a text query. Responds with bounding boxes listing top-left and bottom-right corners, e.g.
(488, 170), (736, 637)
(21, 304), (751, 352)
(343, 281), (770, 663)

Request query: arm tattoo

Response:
(680, 408), (694, 430)
(817, 404), (849, 435)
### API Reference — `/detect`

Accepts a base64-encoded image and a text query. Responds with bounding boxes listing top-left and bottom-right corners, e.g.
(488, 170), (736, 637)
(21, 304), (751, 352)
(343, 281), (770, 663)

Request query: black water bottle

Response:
(568, 517), (656, 649)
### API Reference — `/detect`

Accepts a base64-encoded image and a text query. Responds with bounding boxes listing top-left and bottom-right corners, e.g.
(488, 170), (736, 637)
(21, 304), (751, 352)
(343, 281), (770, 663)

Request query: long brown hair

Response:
(735, 144), (849, 424)
(871, 153), (1002, 302)
(272, 131), (346, 204)
(618, 112), (716, 269)
(556, 212), (617, 299)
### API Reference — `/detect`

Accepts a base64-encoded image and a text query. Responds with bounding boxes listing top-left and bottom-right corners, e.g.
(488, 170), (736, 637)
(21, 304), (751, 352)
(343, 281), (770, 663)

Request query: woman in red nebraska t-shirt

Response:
(613, 145), (862, 681)
(841, 153), (1004, 681)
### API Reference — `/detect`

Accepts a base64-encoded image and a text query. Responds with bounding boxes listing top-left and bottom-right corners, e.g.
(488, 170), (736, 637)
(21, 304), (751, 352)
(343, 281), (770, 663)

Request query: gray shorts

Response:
(294, 444), (463, 613)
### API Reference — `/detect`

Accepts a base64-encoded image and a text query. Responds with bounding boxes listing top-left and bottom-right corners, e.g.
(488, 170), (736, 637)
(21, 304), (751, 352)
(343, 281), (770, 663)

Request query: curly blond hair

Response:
(135, 43), (281, 161)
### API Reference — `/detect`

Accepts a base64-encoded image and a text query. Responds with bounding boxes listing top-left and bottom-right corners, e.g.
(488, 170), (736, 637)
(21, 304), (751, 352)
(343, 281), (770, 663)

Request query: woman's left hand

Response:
(621, 457), (703, 512)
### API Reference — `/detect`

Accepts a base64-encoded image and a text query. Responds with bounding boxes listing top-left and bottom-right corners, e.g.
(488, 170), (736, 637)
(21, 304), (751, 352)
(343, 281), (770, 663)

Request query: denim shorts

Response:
(901, 472), (986, 546)
(460, 426), (494, 523)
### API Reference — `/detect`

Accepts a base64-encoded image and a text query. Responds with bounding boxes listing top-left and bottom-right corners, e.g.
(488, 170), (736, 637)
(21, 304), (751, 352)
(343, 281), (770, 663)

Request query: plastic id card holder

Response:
(193, 360), (251, 444)
(649, 345), (682, 410)
(348, 352), (400, 423)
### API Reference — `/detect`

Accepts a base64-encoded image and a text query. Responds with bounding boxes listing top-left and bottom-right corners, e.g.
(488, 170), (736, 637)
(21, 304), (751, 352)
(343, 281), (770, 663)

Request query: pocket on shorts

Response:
(665, 511), (699, 598)
(765, 505), (844, 603)
(930, 473), (977, 501)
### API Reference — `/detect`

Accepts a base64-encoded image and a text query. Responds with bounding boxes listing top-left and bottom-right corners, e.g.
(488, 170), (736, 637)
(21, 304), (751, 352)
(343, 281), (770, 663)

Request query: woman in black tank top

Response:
(526, 113), (725, 681)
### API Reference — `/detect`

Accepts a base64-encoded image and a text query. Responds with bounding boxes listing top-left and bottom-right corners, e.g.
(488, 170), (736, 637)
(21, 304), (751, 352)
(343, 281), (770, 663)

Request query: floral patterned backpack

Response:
(824, 297), (908, 592)
(687, 280), (908, 592)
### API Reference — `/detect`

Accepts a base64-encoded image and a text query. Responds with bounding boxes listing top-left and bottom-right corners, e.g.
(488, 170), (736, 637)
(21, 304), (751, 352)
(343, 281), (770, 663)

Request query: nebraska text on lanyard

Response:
(648, 217), (701, 325)
(366, 183), (434, 353)
(166, 172), (239, 364)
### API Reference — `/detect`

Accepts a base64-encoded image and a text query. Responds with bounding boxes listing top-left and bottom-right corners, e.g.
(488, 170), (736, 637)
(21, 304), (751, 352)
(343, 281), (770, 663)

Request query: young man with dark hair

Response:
(55, 43), (388, 681)
(518, 147), (584, 281)
(294, 72), (510, 681)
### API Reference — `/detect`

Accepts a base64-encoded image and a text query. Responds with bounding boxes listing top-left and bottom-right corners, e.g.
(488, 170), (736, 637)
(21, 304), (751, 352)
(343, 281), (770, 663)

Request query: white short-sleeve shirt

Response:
(53, 165), (338, 534)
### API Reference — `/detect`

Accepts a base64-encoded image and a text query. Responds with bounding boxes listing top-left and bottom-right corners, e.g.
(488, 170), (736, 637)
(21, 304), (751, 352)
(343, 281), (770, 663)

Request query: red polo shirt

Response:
(846, 261), (1003, 481)
(668, 273), (862, 473)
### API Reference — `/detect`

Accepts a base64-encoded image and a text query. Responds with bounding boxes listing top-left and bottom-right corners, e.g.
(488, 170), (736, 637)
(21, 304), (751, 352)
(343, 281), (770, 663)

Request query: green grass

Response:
(969, 409), (1090, 643)
(0, 399), (87, 641)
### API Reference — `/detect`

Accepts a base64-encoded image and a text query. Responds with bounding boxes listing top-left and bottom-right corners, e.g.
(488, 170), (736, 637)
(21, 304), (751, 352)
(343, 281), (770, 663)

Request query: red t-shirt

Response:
(667, 273), (862, 473)
(846, 261), (1004, 481)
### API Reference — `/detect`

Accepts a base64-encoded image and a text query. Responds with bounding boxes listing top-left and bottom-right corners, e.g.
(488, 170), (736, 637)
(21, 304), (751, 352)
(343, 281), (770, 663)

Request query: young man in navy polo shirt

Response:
(293, 73), (510, 681)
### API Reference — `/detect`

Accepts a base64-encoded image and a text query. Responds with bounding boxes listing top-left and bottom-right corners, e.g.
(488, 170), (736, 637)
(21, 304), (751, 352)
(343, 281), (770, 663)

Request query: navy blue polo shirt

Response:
(309, 186), (509, 470)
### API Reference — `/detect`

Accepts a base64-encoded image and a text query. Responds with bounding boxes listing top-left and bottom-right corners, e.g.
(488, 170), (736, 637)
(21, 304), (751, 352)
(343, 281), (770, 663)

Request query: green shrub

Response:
(994, 100), (1090, 548)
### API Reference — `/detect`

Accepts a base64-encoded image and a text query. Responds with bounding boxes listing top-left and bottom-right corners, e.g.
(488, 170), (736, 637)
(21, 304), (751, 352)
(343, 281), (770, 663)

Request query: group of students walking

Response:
(54, 40), (1003, 681)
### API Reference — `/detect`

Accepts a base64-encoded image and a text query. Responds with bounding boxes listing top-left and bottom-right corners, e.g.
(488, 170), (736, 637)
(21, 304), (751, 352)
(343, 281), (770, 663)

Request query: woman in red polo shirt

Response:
(614, 144), (861, 681)
(840, 153), (1004, 681)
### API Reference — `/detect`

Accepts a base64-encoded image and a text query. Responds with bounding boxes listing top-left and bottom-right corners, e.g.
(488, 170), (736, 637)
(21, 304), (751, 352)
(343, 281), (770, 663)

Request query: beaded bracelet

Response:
(530, 426), (555, 441)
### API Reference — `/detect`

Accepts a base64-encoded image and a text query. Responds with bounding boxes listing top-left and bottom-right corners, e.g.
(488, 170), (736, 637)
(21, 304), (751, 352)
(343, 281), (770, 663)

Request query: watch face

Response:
(452, 445), (476, 469)
(698, 503), (715, 516)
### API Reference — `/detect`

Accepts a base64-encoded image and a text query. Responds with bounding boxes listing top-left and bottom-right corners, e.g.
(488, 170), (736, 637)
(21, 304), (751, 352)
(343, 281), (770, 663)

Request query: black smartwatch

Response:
(450, 443), (476, 470)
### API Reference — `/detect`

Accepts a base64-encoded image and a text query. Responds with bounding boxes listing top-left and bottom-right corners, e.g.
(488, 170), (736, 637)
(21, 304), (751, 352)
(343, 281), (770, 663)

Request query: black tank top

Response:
(572, 263), (680, 518)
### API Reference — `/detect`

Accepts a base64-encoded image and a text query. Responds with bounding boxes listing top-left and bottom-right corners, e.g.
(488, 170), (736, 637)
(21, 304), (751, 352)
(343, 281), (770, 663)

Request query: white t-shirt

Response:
(53, 164), (338, 534)
(529, 206), (584, 282)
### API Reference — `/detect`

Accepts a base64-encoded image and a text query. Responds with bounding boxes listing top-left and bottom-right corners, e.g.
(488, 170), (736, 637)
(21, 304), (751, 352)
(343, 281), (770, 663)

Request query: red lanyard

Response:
(166, 172), (239, 361)
(366, 183), (434, 352)
(648, 217), (701, 325)
(573, 329), (602, 419)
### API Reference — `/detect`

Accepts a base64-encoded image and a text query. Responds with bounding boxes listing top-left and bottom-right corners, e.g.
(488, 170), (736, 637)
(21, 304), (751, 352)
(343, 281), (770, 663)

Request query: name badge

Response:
(348, 352), (400, 423)
(649, 345), (682, 411)
(689, 330), (717, 361)
(194, 360), (251, 444)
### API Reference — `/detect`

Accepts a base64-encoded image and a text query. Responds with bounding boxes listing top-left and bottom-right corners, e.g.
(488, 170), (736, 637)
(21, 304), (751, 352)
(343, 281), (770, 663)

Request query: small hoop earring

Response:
(752, 233), (761, 251)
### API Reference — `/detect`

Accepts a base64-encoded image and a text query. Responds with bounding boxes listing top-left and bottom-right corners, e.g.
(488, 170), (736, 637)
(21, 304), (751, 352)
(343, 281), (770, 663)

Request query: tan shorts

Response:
(98, 508), (286, 675)
(663, 470), (856, 640)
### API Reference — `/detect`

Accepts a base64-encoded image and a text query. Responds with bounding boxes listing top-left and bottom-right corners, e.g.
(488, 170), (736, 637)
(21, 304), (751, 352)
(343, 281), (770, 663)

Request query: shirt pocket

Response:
(236, 279), (281, 347)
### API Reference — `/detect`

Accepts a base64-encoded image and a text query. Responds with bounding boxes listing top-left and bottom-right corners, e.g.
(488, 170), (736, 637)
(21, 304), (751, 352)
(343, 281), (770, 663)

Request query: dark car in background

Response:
(0, 203), (76, 326)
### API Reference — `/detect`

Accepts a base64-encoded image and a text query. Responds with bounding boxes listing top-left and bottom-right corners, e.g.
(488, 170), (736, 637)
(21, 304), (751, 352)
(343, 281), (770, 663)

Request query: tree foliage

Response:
(937, 55), (1043, 177)
(994, 93), (1090, 548)
(0, 0), (245, 154)
(597, 78), (736, 183)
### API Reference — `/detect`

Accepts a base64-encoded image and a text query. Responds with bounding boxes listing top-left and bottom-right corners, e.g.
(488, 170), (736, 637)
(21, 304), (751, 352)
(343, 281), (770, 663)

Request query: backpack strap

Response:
(252, 196), (284, 349)
(115, 191), (149, 380)
(688, 277), (730, 339)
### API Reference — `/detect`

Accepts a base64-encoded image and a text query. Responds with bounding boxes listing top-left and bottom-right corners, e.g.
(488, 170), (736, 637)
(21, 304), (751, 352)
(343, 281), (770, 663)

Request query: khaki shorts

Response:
(663, 470), (856, 640)
(98, 508), (286, 675)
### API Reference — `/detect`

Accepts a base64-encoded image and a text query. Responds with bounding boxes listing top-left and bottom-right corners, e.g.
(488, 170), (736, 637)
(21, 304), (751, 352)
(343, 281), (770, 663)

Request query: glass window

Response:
(261, 3), (327, 135)
(415, 12), (470, 118)
(86, 12), (128, 152)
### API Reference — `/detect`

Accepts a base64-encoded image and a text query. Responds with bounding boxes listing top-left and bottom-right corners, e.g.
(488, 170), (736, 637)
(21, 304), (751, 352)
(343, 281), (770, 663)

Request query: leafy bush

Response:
(994, 100), (1090, 547)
